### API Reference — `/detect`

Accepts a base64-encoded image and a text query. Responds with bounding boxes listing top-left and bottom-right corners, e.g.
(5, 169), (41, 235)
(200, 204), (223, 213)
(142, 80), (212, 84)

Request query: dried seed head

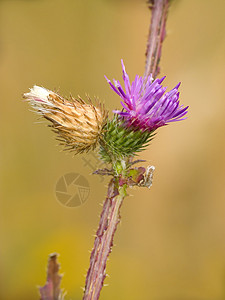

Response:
(24, 86), (108, 153)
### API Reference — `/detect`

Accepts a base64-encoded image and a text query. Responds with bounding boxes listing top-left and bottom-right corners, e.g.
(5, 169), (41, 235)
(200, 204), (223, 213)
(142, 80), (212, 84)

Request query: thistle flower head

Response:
(105, 60), (188, 132)
(24, 86), (107, 153)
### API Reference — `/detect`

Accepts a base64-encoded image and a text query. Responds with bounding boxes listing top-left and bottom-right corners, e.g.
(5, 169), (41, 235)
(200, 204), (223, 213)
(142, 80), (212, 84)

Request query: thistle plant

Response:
(24, 1), (189, 299)
(106, 60), (187, 132)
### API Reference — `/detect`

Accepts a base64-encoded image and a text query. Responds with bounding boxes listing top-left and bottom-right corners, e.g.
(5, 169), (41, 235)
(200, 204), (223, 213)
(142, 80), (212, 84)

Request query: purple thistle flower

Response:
(105, 60), (188, 132)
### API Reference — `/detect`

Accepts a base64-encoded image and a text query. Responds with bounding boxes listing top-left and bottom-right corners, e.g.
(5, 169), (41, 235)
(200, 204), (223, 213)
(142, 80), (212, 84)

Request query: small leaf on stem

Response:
(39, 253), (65, 300)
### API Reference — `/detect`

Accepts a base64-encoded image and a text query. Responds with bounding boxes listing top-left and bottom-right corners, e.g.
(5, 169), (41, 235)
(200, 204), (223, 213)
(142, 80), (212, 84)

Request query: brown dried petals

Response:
(24, 86), (107, 153)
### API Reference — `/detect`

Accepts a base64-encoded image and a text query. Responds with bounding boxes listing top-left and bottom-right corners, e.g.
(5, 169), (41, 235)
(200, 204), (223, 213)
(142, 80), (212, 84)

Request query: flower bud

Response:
(24, 86), (107, 153)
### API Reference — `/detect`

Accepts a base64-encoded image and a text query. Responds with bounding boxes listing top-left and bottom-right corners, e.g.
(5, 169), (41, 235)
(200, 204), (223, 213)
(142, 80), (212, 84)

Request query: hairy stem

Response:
(83, 178), (127, 300)
(83, 2), (171, 299)
(145, 0), (170, 78)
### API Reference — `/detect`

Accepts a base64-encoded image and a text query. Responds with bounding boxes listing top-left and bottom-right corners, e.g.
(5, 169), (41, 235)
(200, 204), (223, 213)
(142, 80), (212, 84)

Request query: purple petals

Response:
(105, 60), (188, 132)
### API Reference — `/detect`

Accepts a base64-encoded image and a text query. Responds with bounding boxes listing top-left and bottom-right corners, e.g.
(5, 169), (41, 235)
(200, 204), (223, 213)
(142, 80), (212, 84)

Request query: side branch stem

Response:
(83, 179), (126, 300)
(145, 0), (170, 78)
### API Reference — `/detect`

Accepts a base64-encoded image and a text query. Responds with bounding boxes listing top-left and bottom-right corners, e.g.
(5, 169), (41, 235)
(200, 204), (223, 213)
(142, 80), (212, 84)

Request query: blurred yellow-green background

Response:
(1, 0), (225, 299)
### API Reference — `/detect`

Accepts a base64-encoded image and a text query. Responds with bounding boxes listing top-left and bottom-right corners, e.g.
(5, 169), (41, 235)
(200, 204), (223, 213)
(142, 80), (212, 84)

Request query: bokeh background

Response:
(1, 0), (225, 299)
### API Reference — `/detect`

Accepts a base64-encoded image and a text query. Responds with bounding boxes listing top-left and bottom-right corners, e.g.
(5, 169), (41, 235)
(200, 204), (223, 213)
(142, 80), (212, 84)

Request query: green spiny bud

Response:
(99, 116), (155, 163)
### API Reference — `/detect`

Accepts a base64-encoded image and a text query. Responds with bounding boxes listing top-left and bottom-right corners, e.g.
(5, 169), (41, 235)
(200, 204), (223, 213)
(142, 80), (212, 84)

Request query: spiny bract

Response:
(24, 86), (108, 153)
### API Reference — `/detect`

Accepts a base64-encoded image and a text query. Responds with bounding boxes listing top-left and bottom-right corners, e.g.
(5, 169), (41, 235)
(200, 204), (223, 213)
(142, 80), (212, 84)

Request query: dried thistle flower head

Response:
(24, 86), (107, 153)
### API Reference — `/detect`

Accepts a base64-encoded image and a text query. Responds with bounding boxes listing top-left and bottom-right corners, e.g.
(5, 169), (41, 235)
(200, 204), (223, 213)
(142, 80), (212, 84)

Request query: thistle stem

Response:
(83, 2), (171, 299)
(83, 179), (126, 300)
(145, 0), (170, 78)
